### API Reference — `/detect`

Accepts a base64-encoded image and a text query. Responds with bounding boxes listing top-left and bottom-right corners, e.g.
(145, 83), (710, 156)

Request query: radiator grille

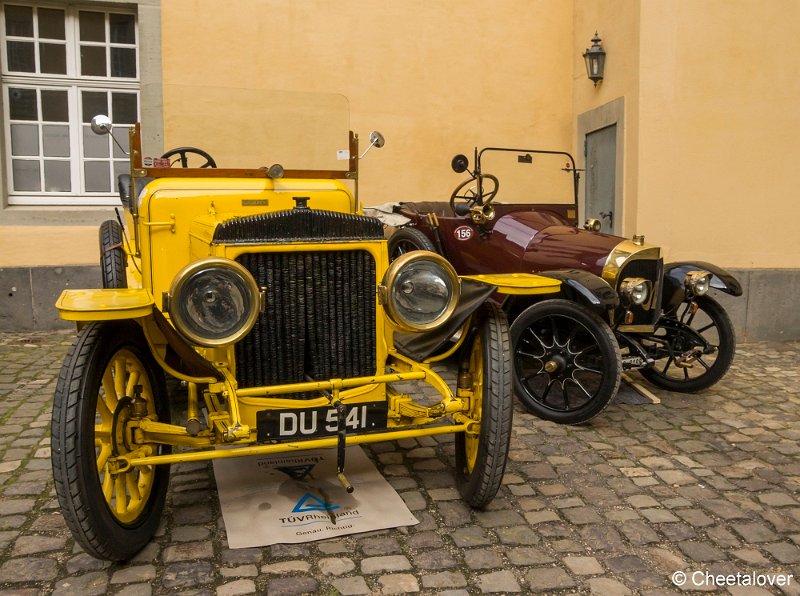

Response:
(234, 250), (377, 392)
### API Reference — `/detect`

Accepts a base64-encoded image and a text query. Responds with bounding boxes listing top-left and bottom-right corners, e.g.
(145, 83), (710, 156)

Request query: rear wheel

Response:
(454, 303), (513, 508)
(639, 295), (735, 392)
(99, 220), (127, 289)
(388, 227), (436, 261)
(511, 299), (621, 424)
(51, 321), (170, 561)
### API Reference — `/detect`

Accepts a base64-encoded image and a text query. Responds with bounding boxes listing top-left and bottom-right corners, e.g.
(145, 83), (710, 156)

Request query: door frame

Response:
(577, 97), (625, 236)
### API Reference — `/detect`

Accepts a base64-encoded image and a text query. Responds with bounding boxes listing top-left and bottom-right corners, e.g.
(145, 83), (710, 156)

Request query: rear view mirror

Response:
(90, 114), (112, 135)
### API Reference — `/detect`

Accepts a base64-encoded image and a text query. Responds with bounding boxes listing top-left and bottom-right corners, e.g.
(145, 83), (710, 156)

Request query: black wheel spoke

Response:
(561, 383), (570, 409)
(697, 322), (716, 334)
(695, 356), (712, 371)
(570, 377), (593, 399)
(661, 355), (675, 374)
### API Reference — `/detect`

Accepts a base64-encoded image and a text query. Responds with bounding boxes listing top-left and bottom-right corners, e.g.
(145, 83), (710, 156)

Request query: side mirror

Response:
(451, 154), (469, 174)
(359, 131), (385, 159)
(369, 131), (385, 149)
(90, 114), (113, 135)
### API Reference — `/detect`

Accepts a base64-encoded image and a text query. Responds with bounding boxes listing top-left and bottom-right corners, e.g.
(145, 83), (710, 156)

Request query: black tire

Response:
(511, 299), (621, 424)
(99, 220), (127, 289)
(639, 295), (735, 392)
(51, 321), (170, 561)
(454, 303), (513, 508)
(388, 227), (436, 261)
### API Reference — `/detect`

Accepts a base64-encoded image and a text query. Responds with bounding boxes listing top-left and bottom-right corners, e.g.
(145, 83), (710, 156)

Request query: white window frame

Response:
(1, 2), (139, 206)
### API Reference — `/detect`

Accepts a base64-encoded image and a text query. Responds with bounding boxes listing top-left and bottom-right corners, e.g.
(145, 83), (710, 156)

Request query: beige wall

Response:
(161, 0), (574, 206)
(575, 0), (799, 268)
(637, 0), (800, 267)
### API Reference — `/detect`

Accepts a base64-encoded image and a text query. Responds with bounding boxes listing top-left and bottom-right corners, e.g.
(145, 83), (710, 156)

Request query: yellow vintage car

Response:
(51, 89), (563, 561)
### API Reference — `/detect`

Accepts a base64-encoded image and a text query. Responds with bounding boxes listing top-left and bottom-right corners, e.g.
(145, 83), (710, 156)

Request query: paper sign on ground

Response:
(213, 445), (418, 548)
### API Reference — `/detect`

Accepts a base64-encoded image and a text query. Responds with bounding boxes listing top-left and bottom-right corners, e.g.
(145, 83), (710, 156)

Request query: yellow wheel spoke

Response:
(102, 367), (119, 413)
(102, 471), (114, 502)
(113, 358), (126, 399)
(96, 444), (112, 474)
(126, 472), (142, 506)
(125, 370), (141, 400)
(114, 475), (127, 516)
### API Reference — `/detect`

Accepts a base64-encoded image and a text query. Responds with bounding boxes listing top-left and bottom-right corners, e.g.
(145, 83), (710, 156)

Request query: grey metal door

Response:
(585, 124), (617, 234)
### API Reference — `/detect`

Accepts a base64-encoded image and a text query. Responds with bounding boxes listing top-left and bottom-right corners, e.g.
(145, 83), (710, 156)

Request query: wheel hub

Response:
(544, 354), (569, 376)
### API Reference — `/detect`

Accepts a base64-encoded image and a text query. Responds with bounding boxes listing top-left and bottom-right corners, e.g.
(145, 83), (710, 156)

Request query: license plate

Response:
(257, 401), (388, 442)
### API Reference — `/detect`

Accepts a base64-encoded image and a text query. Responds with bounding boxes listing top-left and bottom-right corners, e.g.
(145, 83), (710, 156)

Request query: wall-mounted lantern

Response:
(583, 32), (606, 86)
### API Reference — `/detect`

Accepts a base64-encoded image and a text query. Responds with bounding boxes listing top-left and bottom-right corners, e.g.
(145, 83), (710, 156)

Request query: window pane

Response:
(85, 161), (110, 192)
(112, 93), (137, 124)
(83, 125), (109, 158)
(43, 125), (70, 157)
(12, 160), (41, 191)
(81, 91), (108, 122)
(5, 5), (33, 37)
(8, 88), (37, 120)
(38, 8), (65, 40)
(79, 11), (105, 42)
(113, 133), (130, 158)
(110, 47), (136, 77)
(41, 90), (68, 122)
(6, 40), (35, 72)
(109, 13), (135, 44)
(39, 43), (66, 74)
(10, 124), (39, 156)
(44, 160), (71, 192)
(80, 45), (106, 76)
(114, 160), (129, 180)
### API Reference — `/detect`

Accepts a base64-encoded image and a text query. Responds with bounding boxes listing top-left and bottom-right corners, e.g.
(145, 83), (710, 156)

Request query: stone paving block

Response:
(477, 569), (521, 593)
(2, 334), (800, 595)
(525, 566), (576, 591)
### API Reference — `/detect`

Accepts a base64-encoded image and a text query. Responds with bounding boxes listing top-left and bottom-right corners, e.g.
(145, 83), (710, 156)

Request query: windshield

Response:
(478, 148), (577, 205)
(160, 85), (351, 172)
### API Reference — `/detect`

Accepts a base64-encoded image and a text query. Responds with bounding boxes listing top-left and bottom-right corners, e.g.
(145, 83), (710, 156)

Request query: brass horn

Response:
(469, 203), (495, 224)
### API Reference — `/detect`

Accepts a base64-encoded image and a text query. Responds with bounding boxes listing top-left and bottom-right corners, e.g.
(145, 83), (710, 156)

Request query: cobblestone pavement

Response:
(1, 331), (799, 595)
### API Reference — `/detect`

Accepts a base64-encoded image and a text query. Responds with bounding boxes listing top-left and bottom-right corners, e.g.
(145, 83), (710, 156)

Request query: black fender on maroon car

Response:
(504, 269), (619, 323)
(662, 261), (743, 310)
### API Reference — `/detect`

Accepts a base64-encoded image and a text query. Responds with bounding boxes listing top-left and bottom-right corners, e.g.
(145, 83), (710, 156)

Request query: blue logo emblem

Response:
(292, 493), (340, 513)
(277, 464), (316, 481)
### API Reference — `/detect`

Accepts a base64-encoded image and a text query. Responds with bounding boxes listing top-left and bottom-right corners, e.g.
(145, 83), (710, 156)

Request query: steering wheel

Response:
(161, 146), (217, 168)
(449, 173), (499, 216)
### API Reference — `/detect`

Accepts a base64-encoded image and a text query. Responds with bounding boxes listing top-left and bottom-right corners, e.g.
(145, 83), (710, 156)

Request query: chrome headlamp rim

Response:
(619, 277), (652, 306)
(168, 257), (260, 347)
(382, 250), (460, 333)
(684, 270), (712, 297)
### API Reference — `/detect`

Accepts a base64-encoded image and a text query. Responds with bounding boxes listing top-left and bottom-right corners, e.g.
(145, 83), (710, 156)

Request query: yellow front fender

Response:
(56, 288), (154, 321)
(460, 273), (561, 296)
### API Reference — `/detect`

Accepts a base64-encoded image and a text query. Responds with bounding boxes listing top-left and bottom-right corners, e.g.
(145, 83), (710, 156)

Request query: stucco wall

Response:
(161, 0), (575, 206)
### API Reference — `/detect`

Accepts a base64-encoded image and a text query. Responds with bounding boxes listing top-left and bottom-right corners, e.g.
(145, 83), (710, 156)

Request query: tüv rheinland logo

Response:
(292, 493), (339, 513)
(280, 492), (362, 537)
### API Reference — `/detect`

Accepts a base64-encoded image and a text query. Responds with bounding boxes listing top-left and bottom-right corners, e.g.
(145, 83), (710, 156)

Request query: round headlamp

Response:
(169, 258), (260, 347)
(685, 270), (711, 296)
(382, 251), (460, 332)
(619, 277), (651, 306)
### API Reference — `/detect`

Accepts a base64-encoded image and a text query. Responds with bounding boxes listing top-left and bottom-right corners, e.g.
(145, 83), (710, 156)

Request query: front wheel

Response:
(51, 321), (171, 561)
(639, 295), (735, 392)
(454, 303), (513, 508)
(511, 300), (621, 424)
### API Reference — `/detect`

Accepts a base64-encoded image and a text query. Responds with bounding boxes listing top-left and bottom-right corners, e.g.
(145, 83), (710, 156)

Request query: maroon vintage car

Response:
(383, 146), (742, 424)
